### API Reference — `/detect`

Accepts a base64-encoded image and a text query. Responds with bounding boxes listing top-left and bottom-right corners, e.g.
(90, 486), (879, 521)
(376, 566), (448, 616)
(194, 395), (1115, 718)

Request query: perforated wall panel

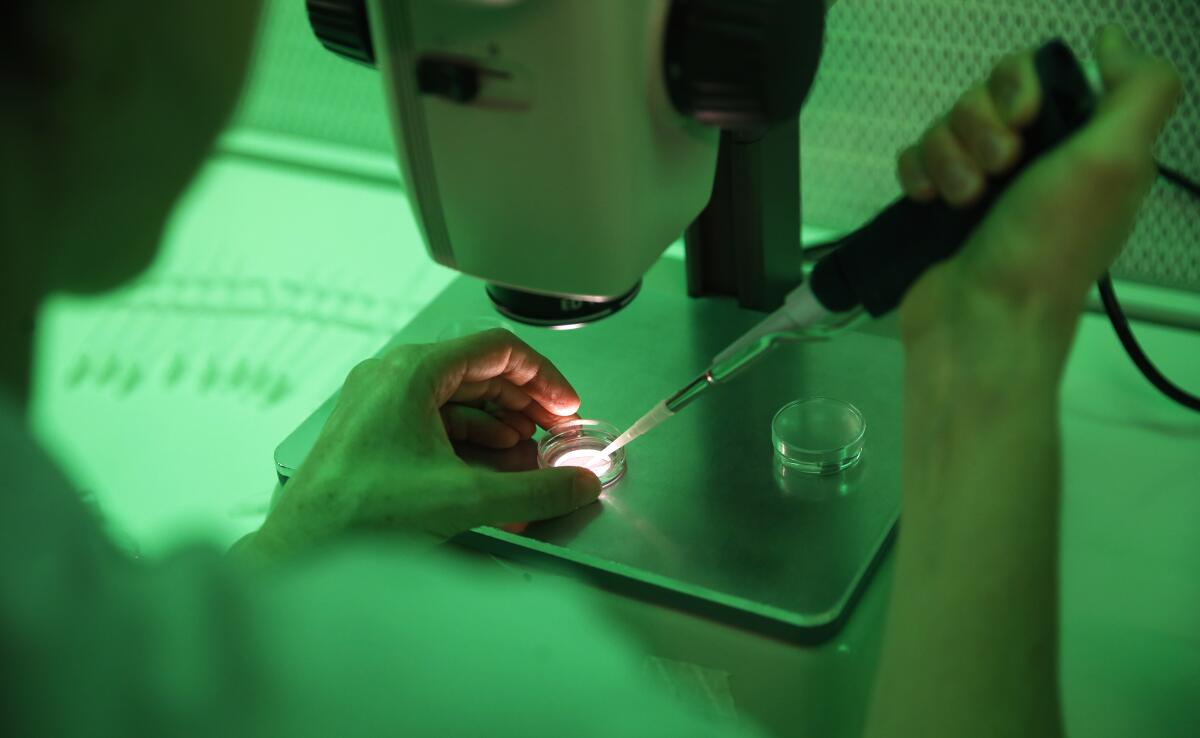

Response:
(801, 0), (1199, 291)
(234, 0), (394, 153)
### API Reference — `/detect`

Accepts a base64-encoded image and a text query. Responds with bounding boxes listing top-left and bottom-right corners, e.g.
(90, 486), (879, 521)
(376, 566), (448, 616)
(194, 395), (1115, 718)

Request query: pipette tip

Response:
(602, 400), (674, 456)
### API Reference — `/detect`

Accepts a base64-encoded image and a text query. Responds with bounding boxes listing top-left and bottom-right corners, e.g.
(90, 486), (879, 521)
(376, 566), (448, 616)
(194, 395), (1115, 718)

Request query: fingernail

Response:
(980, 135), (1015, 171)
(944, 163), (982, 202)
(572, 468), (602, 502)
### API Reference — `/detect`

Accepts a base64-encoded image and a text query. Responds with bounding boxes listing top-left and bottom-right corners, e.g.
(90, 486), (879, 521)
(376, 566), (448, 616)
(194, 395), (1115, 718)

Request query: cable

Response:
(1159, 163), (1200, 198)
(1097, 163), (1200, 412)
(1097, 273), (1200, 411)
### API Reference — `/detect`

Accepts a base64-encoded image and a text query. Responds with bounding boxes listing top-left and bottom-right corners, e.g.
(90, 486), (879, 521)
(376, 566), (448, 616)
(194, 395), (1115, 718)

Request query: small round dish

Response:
(771, 397), (865, 475)
(537, 419), (627, 488)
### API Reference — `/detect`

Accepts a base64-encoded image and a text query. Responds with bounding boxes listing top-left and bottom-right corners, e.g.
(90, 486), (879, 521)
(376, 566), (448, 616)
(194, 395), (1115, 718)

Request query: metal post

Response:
(684, 118), (802, 312)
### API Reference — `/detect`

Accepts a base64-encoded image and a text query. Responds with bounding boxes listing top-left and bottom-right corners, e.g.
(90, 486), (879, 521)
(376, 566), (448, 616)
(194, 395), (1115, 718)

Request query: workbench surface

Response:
(33, 155), (1200, 738)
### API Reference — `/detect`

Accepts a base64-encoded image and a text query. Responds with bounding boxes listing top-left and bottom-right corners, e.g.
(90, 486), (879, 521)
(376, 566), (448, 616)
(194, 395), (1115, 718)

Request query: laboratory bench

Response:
(31, 152), (1200, 738)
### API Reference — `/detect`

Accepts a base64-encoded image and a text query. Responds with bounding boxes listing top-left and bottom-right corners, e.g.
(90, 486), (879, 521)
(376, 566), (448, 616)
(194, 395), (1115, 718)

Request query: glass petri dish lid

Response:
(771, 397), (865, 475)
(537, 419), (627, 488)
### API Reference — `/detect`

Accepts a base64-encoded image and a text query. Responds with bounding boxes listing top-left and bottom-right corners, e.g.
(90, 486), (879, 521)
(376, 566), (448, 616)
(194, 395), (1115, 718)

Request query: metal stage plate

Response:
(275, 261), (902, 643)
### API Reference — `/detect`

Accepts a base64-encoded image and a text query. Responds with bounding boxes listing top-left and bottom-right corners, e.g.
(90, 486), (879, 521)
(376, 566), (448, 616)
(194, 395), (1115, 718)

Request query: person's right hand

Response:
(896, 26), (1181, 376)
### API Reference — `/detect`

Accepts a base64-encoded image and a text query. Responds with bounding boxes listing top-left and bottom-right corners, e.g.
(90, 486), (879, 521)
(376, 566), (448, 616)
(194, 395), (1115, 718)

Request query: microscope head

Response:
(308, 0), (826, 324)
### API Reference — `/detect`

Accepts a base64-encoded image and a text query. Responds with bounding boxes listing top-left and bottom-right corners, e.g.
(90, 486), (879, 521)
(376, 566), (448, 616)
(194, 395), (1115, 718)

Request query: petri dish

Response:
(537, 419), (627, 488)
(771, 397), (865, 475)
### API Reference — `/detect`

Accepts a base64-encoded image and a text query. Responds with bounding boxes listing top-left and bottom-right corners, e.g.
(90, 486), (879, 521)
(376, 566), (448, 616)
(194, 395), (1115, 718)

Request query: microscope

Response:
(279, 0), (1096, 641)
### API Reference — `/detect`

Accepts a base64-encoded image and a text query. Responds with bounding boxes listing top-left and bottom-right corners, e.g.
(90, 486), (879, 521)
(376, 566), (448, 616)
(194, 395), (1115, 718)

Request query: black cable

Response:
(1097, 273), (1200, 411)
(1097, 163), (1200, 412)
(1159, 163), (1200, 199)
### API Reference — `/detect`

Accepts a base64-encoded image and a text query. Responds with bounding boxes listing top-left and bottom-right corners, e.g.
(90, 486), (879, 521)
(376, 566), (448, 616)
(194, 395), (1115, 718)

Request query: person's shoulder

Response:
(262, 540), (769, 737)
(0, 393), (101, 556)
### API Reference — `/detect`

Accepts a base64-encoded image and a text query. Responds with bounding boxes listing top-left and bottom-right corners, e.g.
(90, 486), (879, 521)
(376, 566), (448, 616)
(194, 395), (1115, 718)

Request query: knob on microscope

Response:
(663, 0), (826, 129)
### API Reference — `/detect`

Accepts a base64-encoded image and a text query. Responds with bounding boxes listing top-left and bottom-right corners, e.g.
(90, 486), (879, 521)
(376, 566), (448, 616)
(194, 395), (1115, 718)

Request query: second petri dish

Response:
(771, 397), (865, 475)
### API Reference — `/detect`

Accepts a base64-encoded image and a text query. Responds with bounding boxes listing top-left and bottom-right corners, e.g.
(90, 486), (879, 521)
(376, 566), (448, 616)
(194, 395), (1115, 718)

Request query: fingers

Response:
(900, 30), (1179, 213)
(897, 145), (937, 201)
(898, 49), (1039, 207)
(986, 52), (1041, 128)
(918, 120), (985, 206)
(934, 29), (1180, 325)
(449, 377), (565, 430)
(441, 404), (521, 449)
(493, 409), (537, 438)
(1091, 25), (1182, 153)
(948, 84), (1022, 175)
(412, 329), (582, 417)
(473, 466), (602, 525)
(453, 439), (540, 473)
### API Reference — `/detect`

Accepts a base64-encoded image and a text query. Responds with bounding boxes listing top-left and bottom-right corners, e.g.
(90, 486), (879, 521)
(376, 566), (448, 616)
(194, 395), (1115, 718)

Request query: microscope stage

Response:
(275, 261), (902, 643)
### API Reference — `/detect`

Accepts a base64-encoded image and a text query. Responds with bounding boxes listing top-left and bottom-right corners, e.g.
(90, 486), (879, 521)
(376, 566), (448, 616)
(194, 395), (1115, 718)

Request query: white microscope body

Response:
(368, 0), (719, 300)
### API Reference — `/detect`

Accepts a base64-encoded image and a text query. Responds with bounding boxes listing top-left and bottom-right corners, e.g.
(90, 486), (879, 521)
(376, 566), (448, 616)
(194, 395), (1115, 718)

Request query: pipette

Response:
(602, 282), (864, 455)
(603, 39), (1097, 458)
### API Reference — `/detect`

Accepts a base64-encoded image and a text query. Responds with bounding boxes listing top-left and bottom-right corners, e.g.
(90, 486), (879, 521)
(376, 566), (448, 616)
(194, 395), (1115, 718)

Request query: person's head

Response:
(2, 1), (263, 295)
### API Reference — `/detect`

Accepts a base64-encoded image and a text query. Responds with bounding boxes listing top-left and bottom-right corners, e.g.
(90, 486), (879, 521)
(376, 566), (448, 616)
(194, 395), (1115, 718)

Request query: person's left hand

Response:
(247, 329), (602, 557)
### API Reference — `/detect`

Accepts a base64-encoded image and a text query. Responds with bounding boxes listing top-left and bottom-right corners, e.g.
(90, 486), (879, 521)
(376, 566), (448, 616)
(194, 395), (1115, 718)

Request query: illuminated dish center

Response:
(536, 418), (627, 489)
(552, 448), (614, 476)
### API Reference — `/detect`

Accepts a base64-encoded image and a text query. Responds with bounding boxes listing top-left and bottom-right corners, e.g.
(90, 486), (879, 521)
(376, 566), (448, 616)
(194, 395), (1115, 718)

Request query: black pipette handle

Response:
(809, 40), (1097, 318)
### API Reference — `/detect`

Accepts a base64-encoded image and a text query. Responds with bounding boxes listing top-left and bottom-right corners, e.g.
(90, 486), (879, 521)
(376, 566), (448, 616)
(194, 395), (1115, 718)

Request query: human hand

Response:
(251, 329), (602, 555)
(897, 27), (1181, 374)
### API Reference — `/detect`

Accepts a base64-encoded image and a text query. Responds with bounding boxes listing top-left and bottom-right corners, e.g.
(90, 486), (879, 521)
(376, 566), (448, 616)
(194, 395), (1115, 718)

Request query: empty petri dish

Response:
(771, 397), (865, 475)
(537, 419), (627, 488)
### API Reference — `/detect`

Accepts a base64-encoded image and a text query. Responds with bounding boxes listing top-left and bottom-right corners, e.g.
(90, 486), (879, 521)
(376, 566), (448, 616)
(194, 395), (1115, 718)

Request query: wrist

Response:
(902, 284), (1079, 399)
(900, 288), (1067, 458)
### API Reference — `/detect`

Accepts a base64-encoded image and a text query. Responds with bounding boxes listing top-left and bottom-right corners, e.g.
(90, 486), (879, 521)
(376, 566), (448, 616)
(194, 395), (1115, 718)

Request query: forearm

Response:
(866, 327), (1066, 738)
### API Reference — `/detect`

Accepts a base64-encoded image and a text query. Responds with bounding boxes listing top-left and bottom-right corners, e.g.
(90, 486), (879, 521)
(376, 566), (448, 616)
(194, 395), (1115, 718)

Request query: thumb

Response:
(1092, 25), (1182, 151)
(475, 466), (602, 526)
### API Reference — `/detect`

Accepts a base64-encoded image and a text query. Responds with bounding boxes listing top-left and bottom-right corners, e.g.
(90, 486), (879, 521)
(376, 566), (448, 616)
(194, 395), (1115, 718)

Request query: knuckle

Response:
(989, 52), (1025, 84)
(899, 146), (931, 182)
(987, 53), (1031, 105)
(949, 89), (989, 134)
(384, 344), (420, 369)
(386, 346), (435, 386)
(949, 98), (973, 130)
(345, 357), (382, 385)
(920, 127), (956, 170)
(917, 123), (944, 158)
